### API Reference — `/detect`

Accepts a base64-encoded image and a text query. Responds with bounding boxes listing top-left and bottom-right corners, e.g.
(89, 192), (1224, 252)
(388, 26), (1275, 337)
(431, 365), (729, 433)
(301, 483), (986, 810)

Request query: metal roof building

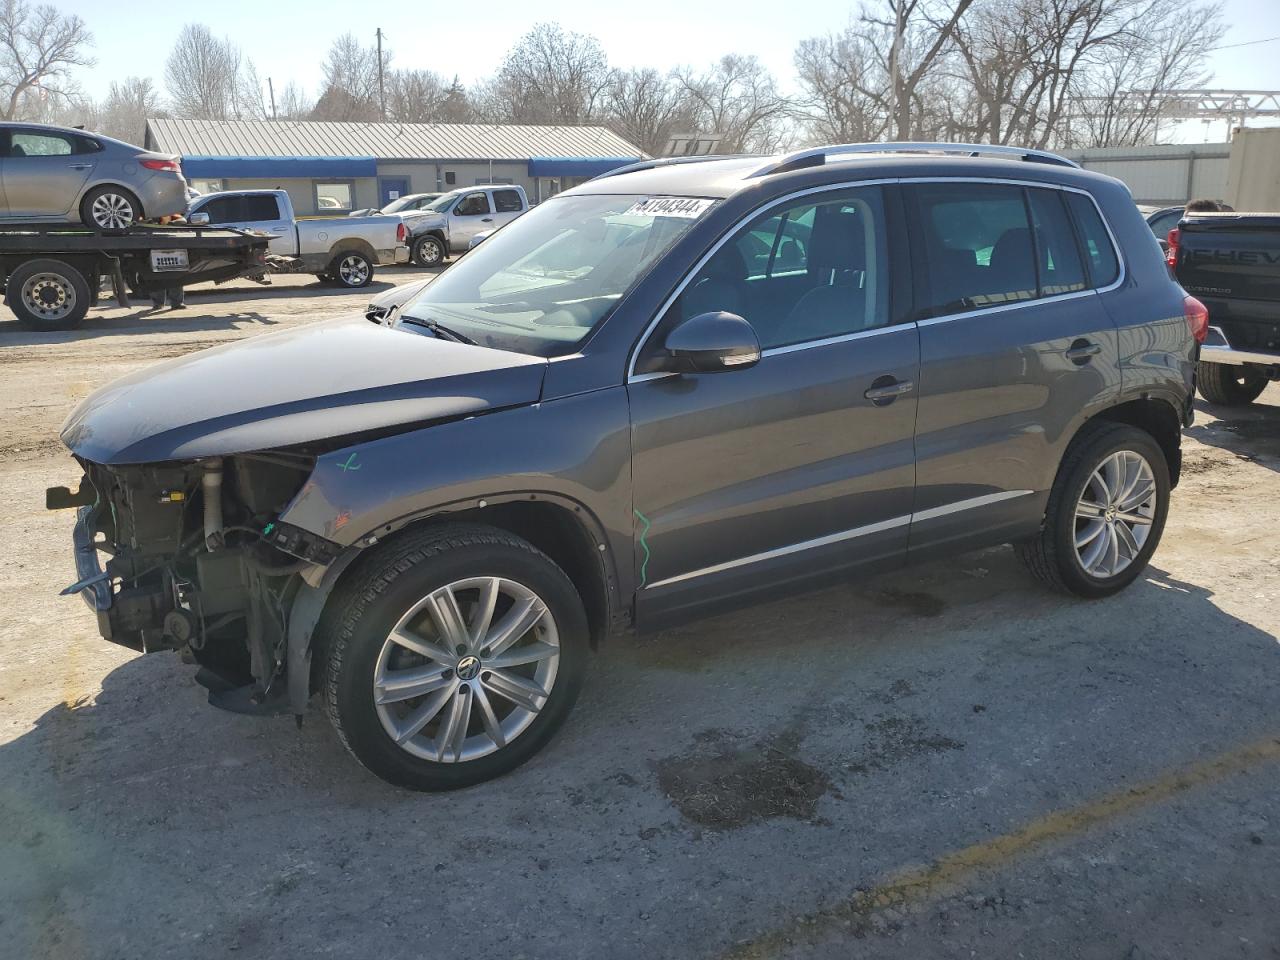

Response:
(145, 118), (646, 213)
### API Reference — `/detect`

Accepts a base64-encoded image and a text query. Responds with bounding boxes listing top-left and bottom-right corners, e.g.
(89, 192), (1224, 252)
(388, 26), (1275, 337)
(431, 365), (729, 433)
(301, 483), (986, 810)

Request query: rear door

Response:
(905, 180), (1120, 557)
(490, 188), (525, 228)
(2, 128), (96, 218)
(629, 185), (919, 622)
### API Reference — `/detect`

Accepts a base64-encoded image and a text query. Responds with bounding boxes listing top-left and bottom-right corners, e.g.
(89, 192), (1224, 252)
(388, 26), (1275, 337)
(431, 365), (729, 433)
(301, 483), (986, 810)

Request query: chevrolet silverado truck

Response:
(1168, 212), (1280, 405)
(186, 189), (409, 288)
(401, 185), (528, 266)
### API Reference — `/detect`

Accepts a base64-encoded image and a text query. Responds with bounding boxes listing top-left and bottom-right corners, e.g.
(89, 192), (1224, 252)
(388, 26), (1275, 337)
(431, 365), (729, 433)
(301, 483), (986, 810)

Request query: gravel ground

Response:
(1, 270), (1278, 959)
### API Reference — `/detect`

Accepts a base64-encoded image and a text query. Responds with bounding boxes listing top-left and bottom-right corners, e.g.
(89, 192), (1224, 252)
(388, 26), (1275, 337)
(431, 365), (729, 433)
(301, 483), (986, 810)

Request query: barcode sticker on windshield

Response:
(623, 197), (716, 219)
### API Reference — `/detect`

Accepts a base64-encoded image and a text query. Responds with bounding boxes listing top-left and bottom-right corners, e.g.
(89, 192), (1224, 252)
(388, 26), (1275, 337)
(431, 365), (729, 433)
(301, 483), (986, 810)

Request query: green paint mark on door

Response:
(634, 509), (652, 587)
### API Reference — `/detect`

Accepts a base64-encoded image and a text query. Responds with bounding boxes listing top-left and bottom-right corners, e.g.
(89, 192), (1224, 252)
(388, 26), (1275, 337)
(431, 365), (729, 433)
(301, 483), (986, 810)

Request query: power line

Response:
(1209, 35), (1280, 51)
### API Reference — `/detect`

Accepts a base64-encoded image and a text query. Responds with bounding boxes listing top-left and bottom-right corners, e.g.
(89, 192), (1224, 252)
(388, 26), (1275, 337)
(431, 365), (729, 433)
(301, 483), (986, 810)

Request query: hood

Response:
(404, 211), (447, 230)
(62, 317), (546, 464)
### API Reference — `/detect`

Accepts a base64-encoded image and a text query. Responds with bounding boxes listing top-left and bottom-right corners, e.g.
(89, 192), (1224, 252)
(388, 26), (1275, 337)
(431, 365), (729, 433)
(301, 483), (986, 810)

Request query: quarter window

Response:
(1064, 191), (1120, 287)
(667, 186), (890, 351)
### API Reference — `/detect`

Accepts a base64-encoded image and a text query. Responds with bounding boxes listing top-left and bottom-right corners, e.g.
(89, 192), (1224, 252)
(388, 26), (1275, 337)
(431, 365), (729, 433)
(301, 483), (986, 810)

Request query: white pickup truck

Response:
(401, 184), (529, 266)
(186, 189), (409, 288)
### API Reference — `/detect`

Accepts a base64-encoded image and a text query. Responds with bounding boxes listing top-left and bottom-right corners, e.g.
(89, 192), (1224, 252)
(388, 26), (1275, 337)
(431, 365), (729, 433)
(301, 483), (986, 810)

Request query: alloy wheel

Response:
(338, 255), (370, 286)
(21, 273), (77, 322)
(90, 193), (135, 229)
(373, 577), (560, 763)
(1073, 450), (1156, 578)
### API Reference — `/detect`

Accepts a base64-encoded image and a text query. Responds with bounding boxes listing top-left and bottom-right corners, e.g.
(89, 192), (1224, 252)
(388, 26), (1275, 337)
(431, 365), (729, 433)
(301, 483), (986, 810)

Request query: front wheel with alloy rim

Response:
(5, 258), (92, 330)
(1016, 423), (1170, 598)
(80, 185), (140, 230)
(412, 234), (445, 267)
(331, 252), (374, 288)
(322, 524), (589, 790)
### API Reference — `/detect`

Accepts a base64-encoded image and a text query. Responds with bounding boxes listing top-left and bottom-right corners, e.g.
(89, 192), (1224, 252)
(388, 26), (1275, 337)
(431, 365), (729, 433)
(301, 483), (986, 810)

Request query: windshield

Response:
(397, 193), (717, 357)
(380, 195), (422, 214)
(424, 192), (460, 212)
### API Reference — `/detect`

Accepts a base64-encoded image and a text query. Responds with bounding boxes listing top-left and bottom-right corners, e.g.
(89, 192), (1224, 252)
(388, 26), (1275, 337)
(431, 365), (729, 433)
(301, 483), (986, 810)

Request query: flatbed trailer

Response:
(0, 222), (270, 330)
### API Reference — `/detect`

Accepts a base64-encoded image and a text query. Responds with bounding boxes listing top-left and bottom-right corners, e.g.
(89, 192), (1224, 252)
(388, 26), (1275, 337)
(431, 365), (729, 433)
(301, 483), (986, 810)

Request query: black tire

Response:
(321, 523), (590, 791)
(412, 234), (446, 267)
(1016, 422), (1170, 599)
(329, 251), (374, 288)
(79, 184), (142, 231)
(5, 258), (92, 330)
(1196, 360), (1268, 406)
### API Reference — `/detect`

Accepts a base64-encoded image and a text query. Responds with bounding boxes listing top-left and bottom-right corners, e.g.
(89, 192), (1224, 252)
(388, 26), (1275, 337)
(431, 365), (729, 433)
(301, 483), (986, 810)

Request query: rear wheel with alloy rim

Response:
(80, 185), (140, 230)
(322, 524), (589, 790)
(331, 252), (374, 288)
(1016, 423), (1170, 598)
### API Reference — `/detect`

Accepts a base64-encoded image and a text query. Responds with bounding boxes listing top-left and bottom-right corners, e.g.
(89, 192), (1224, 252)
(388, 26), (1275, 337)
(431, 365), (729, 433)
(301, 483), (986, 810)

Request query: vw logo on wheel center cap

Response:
(456, 655), (481, 681)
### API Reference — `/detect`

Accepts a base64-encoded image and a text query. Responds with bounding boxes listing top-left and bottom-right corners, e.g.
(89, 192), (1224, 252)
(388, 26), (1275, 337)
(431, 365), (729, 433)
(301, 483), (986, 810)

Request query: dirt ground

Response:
(1, 270), (1278, 959)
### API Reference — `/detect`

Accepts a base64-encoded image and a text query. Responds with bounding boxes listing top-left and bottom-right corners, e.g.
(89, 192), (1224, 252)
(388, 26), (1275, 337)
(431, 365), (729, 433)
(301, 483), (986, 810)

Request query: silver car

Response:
(0, 122), (187, 230)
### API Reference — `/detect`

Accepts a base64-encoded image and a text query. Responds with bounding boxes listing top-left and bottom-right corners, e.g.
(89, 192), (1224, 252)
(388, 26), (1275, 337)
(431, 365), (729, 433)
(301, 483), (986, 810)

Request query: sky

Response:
(54, 0), (1280, 143)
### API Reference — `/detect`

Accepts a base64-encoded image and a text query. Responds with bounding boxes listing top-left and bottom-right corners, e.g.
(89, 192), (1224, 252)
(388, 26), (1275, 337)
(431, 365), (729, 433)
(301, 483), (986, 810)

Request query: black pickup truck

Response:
(1169, 213), (1280, 405)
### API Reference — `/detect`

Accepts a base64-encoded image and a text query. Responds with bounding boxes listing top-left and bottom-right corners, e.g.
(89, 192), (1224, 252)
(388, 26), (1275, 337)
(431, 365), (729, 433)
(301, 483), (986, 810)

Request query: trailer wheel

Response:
(6, 258), (92, 330)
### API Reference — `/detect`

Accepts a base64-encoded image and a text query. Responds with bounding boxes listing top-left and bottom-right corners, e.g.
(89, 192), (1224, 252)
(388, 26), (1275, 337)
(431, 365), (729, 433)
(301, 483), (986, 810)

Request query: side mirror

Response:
(188, 211), (210, 225)
(656, 311), (761, 374)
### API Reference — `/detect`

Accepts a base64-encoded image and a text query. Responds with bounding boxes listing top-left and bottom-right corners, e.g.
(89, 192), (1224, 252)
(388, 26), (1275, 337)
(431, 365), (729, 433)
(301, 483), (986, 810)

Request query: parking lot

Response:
(1, 270), (1278, 959)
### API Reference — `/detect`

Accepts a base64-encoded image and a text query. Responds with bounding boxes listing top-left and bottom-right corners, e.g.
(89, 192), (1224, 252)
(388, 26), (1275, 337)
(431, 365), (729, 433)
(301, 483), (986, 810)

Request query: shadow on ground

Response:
(2, 545), (1278, 959)
(1186, 396), (1280, 472)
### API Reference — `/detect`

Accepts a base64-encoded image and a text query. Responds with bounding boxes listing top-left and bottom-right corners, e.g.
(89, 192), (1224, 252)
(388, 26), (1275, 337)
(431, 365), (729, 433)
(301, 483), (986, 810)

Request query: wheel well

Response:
(1091, 398), (1183, 487)
(401, 503), (612, 647)
(81, 183), (143, 218)
(328, 239), (377, 264)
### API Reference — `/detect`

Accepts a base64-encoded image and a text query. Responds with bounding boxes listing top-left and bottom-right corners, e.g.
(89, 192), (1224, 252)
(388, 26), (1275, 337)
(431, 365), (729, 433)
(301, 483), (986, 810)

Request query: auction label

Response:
(623, 197), (716, 219)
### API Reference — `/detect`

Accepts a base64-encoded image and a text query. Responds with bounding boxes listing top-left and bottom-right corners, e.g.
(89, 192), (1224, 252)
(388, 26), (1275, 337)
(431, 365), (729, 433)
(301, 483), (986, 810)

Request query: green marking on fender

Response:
(634, 509), (652, 587)
(337, 453), (361, 472)
(262, 522), (275, 536)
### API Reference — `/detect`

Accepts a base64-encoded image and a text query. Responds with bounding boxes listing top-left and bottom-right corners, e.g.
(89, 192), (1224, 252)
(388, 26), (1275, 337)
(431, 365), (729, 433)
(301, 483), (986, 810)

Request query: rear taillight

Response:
(140, 157), (181, 173)
(397, 222), (407, 244)
(1184, 294), (1209, 344)
(1166, 227), (1180, 268)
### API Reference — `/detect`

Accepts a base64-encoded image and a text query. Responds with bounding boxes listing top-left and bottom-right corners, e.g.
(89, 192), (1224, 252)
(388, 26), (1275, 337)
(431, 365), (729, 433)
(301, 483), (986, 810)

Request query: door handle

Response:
(864, 376), (915, 405)
(69, 163), (92, 170)
(1065, 340), (1102, 365)
(481, 217), (494, 222)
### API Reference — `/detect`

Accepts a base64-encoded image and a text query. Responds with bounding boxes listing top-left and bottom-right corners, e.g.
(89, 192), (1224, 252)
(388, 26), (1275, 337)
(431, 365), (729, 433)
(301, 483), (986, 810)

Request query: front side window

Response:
(242, 195), (281, 220)
(661, 187), (890, 352)
(455, 192), (491, 216)
(197, 196), (241, 224)
(9, 131), (73, 157)
(315, 182), (353, 212)
(397, 193), (715, 357)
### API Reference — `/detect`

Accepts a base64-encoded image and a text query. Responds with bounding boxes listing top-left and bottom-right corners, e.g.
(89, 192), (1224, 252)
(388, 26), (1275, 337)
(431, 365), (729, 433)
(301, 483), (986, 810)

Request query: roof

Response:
(146, 118), (644, 163)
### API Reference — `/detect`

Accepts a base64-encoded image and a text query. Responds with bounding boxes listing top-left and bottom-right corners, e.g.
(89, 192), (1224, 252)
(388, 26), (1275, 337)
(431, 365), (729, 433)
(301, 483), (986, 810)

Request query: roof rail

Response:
(591, 154), (755, 181)
(750, 142), (1080, 177)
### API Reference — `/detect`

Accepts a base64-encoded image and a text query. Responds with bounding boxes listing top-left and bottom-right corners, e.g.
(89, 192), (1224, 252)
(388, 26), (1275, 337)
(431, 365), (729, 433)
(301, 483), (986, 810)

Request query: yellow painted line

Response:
(725, 735), (1280, 959)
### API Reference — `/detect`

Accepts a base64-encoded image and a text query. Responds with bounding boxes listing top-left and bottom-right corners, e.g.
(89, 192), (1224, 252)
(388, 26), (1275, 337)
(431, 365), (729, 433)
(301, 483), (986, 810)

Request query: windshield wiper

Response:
(400, 315), (478, 345)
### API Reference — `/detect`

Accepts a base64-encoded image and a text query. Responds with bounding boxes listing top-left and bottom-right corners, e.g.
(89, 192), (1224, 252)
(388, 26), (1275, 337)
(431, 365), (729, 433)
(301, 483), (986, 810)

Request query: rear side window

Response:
(493, 189), (523, 213)
(1027, 189), (1087, 296)
(1063, 191), (1120, 287)
(242, 195), (281, 220)
(913, 182), (1038, 316)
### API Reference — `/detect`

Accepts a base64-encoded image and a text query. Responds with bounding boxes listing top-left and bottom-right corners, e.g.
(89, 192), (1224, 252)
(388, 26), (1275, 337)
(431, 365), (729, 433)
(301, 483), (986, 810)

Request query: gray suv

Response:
(50, 143), (1200, 790)
(1, 122), (187, 229)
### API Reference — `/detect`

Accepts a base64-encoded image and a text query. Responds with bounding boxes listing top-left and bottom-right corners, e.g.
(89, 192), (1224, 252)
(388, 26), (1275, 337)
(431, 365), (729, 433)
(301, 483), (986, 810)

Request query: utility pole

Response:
(376, 28), (387, 122)
(267, 77), (277, 120)
(887, 0), (905, 141)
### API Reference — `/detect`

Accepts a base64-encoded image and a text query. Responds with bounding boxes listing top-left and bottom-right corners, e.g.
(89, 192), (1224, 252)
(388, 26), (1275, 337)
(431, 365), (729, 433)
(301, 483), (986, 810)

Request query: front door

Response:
(2, 128), (95, 218)
(449, 191), (494, 249)
(904, 180), (1122, 557)
(379, 177), (410, 208)
(628, 185), (919, 622)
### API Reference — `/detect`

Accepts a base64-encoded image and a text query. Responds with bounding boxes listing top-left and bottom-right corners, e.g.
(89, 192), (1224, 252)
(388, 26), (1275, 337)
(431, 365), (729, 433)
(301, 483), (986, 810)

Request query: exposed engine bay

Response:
(57, 452), (340, 711)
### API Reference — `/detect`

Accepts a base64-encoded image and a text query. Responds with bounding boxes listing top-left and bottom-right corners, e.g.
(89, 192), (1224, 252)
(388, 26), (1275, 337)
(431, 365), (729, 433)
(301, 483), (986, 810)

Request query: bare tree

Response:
(0, 0), (93, 120)
(605, 68), (696, 155)
(97, 77), (164, 144)
(479, 23), (612, 124)
(675, 54), (793, 153)
(795, 30), (889, 144)
(311, 32), (387, 121)
(165, 24), (242, 120)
